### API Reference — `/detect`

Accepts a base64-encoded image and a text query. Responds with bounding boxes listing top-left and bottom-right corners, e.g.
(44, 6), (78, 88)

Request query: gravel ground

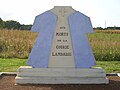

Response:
(0, 74), (120, 90)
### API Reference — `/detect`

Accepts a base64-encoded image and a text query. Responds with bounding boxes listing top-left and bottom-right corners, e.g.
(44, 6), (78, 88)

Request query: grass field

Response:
(0, 58), (119, 73)
(87, 31), (120, 61)
(0, 29), (120, 61)
(0, 58), (27, 72)
(0, 29), (38, 58)
(0, 29), (120, 73)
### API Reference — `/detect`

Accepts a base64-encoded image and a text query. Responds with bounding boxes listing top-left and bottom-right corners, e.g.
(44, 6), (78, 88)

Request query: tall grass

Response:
(0, 29), (38, 58)
(0, 29), (120, 61)
(95, 30), (120, 34)
(88, 30), (120, 61)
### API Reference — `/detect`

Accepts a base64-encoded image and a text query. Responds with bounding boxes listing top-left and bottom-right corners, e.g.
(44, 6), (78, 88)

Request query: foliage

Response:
(0, 29), (120, 61)
(106, 27), (120, 30)
(0, 17), (120, 30)
(0, 58), (119, 72)
(0, 18), (4, 28)
(94, 27), (104, 30)
(19, 24), (32, 30)
(94, 27), (120, 30)
(4, 20), (21, 29)
(0, 18), (32, 30)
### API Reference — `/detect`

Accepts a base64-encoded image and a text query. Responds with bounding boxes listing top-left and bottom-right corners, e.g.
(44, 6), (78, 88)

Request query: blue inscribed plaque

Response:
(27, 10), (96, 68)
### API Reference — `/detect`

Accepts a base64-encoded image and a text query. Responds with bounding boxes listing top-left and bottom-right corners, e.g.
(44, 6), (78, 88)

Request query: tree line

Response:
(0, 18), (120, 30)
(0, 18), (32, 30)
(94, 27), (120, 30)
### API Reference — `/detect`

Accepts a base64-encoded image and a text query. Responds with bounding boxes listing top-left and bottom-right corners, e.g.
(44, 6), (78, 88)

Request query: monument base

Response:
(15, 66), (109, 84)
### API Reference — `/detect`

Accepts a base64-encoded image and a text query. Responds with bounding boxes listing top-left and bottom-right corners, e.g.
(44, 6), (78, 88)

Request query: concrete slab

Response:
(118, 73), (120, 77)
(17, 68), (106, 77)
(15, 66), (109, 84)
(16, 76), (108, 84)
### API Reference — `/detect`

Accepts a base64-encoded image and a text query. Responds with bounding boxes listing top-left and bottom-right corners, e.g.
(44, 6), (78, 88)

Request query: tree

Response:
(4, 20), (21, 29)
(0, 18), (4, 28)
(94, 27), (103, 30)
(19, 24), (32, 30)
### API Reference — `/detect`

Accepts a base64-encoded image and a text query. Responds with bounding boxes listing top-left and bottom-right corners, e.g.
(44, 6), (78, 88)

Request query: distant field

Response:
(0, 29), (120, 61)
(0, 29), (38, 59)
(88, 30), (120, 61)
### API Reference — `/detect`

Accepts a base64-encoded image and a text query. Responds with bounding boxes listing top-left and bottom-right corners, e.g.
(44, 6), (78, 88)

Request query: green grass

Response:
(95, 61), (120, 73)
(87, 32), (120, 61)
(0, 58), (120, 73)
(0, 58), (27, 72)
(0, 30), (120, 73)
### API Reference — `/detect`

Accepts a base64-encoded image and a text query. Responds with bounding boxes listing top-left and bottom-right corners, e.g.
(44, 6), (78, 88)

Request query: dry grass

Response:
(95, 30), (120, 34)
(0, 29), (120, 61)
(88, 30), (120, 60)
(0, 29), (38, 58)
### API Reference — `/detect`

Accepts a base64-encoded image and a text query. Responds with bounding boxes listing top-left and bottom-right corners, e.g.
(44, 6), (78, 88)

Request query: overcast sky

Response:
(0, 0), (120, 28)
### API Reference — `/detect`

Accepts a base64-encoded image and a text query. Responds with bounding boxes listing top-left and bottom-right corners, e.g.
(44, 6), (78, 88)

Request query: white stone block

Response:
(15, 76), (109, 84)
(15, 66), (109, 84)
(17, 67), (106, 78)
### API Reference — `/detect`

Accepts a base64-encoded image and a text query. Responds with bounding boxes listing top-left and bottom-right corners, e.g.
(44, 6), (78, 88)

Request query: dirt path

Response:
(0, 75), (120, 90)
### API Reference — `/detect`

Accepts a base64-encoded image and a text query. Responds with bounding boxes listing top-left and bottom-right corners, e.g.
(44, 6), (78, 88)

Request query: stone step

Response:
(15, 76), (109, 84)
(18, 72), (106, 77)
(18, 66), (105, 73)
(18, 66), (106, 77)
(16, 66), (109, 84)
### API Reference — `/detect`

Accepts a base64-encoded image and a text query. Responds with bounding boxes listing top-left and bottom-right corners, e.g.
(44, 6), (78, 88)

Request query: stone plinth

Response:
(15, 66), (109, 84)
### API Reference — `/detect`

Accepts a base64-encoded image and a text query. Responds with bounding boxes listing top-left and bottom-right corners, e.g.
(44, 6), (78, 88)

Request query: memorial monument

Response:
(15, 6), (108, 84)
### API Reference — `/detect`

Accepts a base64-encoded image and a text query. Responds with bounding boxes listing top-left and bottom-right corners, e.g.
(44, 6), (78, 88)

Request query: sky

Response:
(0, 0), (120, 28)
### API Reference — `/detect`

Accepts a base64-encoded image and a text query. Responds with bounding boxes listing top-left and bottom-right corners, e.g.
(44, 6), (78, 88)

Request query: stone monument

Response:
(15, 6), (108, 84)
